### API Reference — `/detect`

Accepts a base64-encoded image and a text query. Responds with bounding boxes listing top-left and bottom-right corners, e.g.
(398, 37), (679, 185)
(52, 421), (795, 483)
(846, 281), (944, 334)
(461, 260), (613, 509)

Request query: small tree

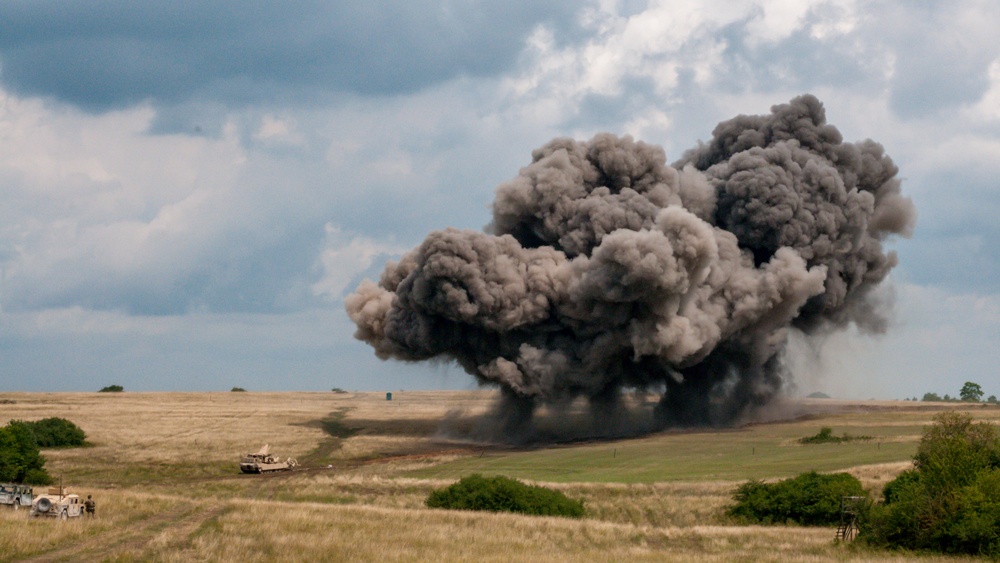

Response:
(960, 381), (984, 403)
(988, 395), (998, 404)
(0, 421), (52, 484)
(860, 412), (1000, 556)
(922, 392), (942, 402)
(98, 384), (124, 393)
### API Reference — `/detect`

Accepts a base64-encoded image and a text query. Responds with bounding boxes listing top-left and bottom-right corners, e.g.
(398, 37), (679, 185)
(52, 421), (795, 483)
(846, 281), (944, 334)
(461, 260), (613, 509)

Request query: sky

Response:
(0, 0), (998, 399)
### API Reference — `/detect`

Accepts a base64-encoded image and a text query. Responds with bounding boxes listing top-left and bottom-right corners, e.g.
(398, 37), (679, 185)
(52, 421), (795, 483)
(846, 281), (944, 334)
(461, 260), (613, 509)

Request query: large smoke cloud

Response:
(346, 95), (915, 436)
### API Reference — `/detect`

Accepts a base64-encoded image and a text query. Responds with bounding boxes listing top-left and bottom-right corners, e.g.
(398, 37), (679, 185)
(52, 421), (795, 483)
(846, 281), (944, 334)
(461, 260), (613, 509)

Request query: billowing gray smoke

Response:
(346, 95), (915, 437)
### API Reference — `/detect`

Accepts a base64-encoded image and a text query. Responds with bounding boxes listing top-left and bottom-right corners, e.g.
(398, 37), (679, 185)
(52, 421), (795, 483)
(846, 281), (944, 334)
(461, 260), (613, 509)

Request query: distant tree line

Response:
(908, 382), (997, 404)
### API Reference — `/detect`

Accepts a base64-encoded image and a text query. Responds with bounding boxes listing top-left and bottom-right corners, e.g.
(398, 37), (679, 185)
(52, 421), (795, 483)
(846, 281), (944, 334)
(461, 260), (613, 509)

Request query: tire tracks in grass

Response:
(19, 502), (227, 562)
(294, 407), (358, 467)
(117, 504), (230, 559)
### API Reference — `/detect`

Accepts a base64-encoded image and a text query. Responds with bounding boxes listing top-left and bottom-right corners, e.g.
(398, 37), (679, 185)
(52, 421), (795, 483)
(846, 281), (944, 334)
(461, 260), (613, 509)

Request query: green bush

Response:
(23, 468), (53, 486)
(0, 421), (52, 484)
(799, 427), (873, 444)
(727, 471), (866, 525)
(25, 417), (87, 447)
(800, 427), (838, 443)
(881, 468), (919, 504)
(860, 412), (1000, 557)
(426, 474), (584, 518)
(231, 387), (246, 392)
(98, 384), (124, 392)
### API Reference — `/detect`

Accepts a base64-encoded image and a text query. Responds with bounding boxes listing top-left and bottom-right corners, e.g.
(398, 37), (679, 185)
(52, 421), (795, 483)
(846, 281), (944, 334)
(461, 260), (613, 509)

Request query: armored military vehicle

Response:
(239, 444), (298, 473)
(0, 483), (33, 510)
(30, 486), (84, 519)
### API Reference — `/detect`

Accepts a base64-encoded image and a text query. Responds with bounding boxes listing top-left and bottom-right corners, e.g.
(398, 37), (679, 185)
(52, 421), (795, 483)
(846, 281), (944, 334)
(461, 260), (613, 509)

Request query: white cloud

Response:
(967, 58), (1000, 121)
(501, 1), (755, 123)
(743, 0), (812, 45)
(0, 91), (244, 218)
(0, 90), (260, 309)
(311, 224), (408, 302)
(253, 114), (304, 145)
(808, 1), (858, 39)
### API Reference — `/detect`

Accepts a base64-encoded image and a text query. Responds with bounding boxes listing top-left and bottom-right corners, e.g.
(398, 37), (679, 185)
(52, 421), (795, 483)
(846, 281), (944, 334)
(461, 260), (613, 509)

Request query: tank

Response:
(239, 444), (298, 474)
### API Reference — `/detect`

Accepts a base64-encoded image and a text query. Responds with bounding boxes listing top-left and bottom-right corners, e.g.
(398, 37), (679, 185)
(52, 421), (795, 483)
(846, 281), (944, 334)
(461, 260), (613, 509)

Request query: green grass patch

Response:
(409, 421), (920, 483)
(57, 460), (234, 488)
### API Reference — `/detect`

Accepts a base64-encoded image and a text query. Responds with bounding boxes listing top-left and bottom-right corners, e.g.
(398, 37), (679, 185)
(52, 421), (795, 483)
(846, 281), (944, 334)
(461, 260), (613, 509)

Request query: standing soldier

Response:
(84, 494), (95, 517)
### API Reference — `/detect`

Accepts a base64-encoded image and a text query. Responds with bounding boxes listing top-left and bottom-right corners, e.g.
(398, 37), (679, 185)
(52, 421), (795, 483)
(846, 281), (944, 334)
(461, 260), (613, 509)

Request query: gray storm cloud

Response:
(346, 95), (915, 435)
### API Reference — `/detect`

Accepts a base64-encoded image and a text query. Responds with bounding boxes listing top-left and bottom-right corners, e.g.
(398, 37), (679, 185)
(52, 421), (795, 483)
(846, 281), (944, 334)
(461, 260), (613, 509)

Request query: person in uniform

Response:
(84, 494), (95, 517)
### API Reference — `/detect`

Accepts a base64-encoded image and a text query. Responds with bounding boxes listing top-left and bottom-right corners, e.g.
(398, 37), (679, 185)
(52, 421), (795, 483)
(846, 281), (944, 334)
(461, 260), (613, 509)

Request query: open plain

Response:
(1, 391), (998, 561)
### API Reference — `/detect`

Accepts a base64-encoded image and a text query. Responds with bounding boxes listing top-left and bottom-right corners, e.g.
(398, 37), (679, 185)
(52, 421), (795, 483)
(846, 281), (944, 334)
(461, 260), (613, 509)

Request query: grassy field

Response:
(1, 390), (997, 561)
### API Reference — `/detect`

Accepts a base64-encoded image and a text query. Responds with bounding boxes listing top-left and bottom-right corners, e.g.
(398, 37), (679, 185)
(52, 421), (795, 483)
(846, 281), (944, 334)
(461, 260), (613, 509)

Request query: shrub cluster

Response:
(799, 427), (873, 444)
(23, 417), (87, 447)
(98, 384), (124, 392)
(426, 474), (584, 518)
(728, 471), (866, 525)
(860, 412), (1000, 557)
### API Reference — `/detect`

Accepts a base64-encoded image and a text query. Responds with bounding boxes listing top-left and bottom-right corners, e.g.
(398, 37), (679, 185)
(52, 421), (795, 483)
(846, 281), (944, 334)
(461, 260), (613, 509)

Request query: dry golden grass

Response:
(0, 489), (196, 560)
(178, 501), (845, 563)
(2, 490), (974, 562)
(0, 391), (994, 561)
(844, 462), (916, 493)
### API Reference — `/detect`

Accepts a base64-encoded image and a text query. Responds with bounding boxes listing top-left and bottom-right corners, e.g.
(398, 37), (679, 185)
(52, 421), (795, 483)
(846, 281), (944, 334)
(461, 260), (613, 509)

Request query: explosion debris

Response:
(346, 95), (915, 438)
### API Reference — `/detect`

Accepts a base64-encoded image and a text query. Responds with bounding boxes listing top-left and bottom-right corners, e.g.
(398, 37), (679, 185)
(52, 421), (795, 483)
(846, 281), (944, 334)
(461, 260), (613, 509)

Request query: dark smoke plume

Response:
(346, 95), (915, 438)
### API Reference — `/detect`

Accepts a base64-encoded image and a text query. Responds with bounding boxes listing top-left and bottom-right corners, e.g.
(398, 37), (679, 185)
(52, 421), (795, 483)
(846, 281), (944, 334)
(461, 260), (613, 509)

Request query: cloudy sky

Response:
(1, 0), (997, 398)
